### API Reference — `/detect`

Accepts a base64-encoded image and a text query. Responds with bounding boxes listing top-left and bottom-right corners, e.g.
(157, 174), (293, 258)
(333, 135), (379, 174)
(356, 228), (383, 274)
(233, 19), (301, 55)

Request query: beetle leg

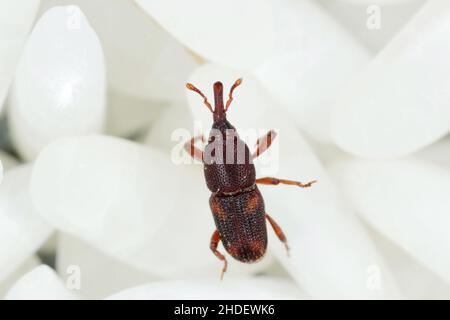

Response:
(256, 177), (316, 188)
(265, 213), (290, 257)
(225, 78), (243, 112)
(251, 130), (277, 159)
(210, 230), (228, 280)
(183, 135), (205, 162)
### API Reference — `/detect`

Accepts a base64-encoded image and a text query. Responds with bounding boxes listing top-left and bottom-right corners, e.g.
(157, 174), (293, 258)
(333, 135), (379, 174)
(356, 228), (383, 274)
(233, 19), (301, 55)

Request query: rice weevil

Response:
(184, 79), (316, 279)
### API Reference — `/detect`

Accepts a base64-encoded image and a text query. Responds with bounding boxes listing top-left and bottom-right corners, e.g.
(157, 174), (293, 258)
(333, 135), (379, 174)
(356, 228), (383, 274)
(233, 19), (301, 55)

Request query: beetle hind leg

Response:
(210, 230), (228, 280)
(265, 213), (290, 257)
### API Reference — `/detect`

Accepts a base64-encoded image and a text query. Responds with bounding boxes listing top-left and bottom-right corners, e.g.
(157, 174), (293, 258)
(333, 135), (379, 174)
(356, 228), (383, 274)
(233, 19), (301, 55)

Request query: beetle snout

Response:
(213, 81), (223, 91)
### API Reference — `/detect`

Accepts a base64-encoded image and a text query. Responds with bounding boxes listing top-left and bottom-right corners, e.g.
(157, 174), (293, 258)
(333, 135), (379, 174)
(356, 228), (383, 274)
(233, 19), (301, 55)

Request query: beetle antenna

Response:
(225, 78), (243, 112)
(186, 83), (214, 113)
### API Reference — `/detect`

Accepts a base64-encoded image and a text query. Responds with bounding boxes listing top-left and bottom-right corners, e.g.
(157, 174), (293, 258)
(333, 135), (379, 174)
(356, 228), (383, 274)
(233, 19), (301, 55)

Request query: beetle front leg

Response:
(265, 213), (290, 257)
(210, 230), (228, 280)
(183, 135), (205, 162)
(252, 130), (277, 159)
(256, 177), (316, 188)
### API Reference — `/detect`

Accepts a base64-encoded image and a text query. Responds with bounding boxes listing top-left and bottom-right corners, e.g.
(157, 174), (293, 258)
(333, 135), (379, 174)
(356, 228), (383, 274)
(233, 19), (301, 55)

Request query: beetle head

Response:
(186, 78), (242, 124)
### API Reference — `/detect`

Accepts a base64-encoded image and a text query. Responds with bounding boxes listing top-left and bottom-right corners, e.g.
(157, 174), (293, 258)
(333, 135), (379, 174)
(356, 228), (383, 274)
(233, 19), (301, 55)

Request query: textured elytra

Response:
(204, 119), (255, 193)
(210, 187), (267, 263)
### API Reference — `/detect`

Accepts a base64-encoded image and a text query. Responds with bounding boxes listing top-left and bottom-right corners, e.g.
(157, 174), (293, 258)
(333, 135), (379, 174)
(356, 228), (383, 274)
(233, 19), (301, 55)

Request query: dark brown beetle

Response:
(184, 79), (316, 279)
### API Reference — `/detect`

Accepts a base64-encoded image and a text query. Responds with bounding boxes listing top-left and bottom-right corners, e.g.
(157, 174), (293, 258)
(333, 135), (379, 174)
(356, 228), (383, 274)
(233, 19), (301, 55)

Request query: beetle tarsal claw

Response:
(220, 261), (227, 280)
(298, 180), (317, 188)
(285, 243), (291, 257)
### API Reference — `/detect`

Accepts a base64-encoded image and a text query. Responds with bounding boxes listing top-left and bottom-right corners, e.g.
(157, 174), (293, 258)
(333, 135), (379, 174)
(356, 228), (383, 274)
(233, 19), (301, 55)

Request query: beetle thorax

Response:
(203, 120), (256, 194)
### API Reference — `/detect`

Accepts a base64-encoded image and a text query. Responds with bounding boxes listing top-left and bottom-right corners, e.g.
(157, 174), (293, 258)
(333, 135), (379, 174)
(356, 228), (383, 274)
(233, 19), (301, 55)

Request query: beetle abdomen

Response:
(209, 186), (267, 263)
